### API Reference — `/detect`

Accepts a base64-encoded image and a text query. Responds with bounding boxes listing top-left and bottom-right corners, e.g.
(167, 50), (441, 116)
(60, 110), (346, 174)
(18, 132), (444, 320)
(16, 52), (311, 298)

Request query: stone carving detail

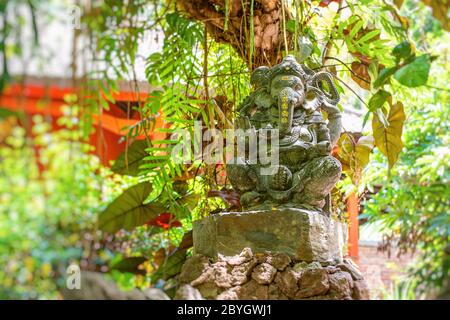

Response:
(176, 248), (370, 300)
(227, 55), (342, 211)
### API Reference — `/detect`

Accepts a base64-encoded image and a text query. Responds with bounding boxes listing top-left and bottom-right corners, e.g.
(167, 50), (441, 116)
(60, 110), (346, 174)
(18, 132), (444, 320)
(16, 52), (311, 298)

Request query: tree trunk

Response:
(177, 0), (292, 69)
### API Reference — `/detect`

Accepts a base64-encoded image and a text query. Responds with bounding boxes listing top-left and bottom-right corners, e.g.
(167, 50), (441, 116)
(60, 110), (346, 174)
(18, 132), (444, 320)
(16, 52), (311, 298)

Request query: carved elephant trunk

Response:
(277, 87), (304, 137)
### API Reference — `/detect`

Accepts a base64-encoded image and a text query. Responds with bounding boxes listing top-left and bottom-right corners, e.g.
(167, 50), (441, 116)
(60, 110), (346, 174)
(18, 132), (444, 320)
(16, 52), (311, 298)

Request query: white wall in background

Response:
(8, 2), (162, 81)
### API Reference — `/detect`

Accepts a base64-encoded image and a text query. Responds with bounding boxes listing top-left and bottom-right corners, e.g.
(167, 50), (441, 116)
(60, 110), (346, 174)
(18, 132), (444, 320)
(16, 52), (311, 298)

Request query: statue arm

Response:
(312, 124), (332, 157)
(319, 102), (342, 147)
(306, 71), (342, 146)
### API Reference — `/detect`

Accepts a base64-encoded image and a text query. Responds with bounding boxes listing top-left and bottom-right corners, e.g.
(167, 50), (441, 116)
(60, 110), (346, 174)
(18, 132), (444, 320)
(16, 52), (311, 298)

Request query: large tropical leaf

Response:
(98, 182), (165, 233)
(373, 101), (406, 168)
(111, 140), (149, 176)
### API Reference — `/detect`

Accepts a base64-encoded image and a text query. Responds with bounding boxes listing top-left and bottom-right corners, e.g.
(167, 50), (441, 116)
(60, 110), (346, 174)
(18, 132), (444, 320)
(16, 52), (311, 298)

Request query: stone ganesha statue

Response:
(227, 55), (343, 212)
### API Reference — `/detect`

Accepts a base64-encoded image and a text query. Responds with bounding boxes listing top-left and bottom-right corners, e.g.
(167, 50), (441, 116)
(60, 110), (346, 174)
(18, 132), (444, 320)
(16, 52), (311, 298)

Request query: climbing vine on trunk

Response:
(178, 0), (292, 69)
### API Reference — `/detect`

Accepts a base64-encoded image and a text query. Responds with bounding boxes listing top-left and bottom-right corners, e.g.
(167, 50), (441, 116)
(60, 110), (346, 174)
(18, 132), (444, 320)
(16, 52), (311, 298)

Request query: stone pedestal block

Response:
(193, 208), (346, 265)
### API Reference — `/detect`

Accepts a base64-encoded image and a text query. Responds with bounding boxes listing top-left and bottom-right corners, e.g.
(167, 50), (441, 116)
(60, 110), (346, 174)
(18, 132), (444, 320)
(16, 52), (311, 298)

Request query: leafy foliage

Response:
(0, 114), (124, 299)
(361, 21), (450, 292)
(1, 0), (448, 298)
(363, 101), (449, 292)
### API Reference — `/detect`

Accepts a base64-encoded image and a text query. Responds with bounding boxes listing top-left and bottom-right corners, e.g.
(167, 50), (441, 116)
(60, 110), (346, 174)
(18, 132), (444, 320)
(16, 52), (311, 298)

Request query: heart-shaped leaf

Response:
(99, 182), (165, 233)
(373, 101), (406, 168)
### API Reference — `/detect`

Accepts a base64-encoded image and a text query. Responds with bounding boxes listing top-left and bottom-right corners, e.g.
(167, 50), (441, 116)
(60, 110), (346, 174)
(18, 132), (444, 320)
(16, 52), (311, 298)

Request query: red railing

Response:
(0, 83), (165, 165)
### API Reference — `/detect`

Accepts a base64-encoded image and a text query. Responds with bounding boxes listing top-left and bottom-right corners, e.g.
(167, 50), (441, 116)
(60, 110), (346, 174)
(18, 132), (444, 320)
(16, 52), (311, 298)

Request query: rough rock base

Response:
(176, 248), (369, 300)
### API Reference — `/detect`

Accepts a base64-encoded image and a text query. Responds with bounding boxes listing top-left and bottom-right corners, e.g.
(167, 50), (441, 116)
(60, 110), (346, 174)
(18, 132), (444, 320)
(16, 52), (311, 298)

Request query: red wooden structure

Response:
(347, 192), (360, 261)
(0, 81), (167, 165)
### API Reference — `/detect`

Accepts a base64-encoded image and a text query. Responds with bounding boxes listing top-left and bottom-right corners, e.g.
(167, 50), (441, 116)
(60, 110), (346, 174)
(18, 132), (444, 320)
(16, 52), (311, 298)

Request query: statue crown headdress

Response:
(268, 55), (307, 84)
